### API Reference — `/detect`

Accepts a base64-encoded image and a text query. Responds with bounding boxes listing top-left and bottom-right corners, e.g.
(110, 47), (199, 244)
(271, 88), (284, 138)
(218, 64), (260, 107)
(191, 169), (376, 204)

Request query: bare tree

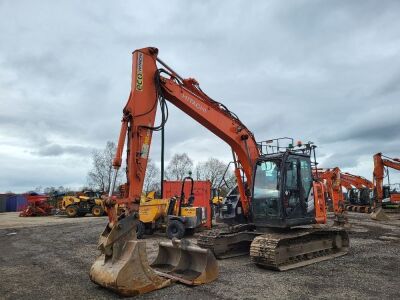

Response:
(166, 153), (193, 180)
(34, 186), (43, 193)
(87, 141), (121, 192)
(195, 157), (227, 189)
(143, 160), (161, 195)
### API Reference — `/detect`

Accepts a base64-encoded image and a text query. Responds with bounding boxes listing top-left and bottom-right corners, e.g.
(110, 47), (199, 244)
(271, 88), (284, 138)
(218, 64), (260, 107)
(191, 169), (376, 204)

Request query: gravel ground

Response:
(0, 212), (399, 299)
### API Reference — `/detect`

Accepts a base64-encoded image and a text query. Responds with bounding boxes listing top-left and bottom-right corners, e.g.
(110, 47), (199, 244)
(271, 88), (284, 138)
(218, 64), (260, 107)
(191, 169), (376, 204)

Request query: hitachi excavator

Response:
(314, 167), (347, 225)
(340, 172), (374, 213)
(89, 47), (349, 296)
(371, 153), (400, 220)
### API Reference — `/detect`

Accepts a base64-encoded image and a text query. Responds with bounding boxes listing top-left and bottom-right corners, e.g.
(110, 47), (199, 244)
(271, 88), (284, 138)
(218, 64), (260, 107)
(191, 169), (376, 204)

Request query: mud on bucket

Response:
(151, 239), (219, 285)
(89, 215), (171, 296)
(370, 207), (389, 221)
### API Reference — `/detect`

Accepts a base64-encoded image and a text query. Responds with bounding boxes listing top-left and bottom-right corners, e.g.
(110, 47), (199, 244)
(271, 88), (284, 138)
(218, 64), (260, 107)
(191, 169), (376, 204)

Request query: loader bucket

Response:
(89, 215), (171, 296)
(370, 207), (389, 221)
(151, 239), (219, 285)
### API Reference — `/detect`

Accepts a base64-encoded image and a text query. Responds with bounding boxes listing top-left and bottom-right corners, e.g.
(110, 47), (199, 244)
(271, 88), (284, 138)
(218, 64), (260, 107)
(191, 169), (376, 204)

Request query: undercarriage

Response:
(197, 224), (349, 270)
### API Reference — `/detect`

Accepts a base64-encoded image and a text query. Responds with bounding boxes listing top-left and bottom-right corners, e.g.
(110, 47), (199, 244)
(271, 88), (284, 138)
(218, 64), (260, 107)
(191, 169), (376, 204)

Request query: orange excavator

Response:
(89, 47), (349, 296)
(314, 168), (347, 225)
(373, 152), (400, 208)
(340, 172), (374, 213)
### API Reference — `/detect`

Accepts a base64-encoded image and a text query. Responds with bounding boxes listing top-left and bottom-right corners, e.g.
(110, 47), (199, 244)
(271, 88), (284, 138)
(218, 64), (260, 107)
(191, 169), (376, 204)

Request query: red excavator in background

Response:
(19, 193), (53, 217)
(373, 152), (400, 209)
(89, 47), (349, 296)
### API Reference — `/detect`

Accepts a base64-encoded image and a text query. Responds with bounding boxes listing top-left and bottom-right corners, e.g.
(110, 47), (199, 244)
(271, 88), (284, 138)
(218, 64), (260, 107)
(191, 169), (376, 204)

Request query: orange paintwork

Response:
(340, 172), (373, 189)
(313, 181), (327, 224)
(315, 168), (344, 215)
(111, 47), (259, 222)
(373, 152), (400, 204)
(109, 47), (327, 226)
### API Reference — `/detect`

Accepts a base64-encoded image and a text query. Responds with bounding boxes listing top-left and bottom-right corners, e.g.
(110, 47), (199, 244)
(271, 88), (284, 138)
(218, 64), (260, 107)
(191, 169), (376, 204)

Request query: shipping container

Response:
(6, 194), (28, 212)
(0, 194), (8, 212)
(163, 180), (212, 229)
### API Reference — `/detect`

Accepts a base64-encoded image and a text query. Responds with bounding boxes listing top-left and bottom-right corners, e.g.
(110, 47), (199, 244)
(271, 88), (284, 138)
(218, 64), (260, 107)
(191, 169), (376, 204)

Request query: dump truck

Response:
(137, 176), (207, 239)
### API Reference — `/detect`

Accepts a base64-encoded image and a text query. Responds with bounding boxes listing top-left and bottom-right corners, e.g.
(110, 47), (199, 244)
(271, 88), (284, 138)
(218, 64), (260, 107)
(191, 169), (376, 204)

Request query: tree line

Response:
(87, 142), (236, 196)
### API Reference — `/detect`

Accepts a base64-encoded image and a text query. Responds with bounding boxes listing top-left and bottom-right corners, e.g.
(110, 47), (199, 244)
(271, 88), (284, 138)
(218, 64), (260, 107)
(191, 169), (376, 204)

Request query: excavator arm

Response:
(109, 47), (259, 224)
(340, 172), (374, 189)
(373, 152), (400, 202)
(315, 168), (344, 215)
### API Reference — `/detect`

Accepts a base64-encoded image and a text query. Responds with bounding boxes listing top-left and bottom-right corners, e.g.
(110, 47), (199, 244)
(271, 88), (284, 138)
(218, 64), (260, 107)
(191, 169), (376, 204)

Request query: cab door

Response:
(283, 156), (313, 220)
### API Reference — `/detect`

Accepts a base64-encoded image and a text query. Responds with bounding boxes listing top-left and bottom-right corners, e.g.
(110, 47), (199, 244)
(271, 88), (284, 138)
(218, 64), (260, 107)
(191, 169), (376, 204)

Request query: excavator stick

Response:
(370, 207), (389, 221)
(151, 239), (219, 285)
(89, 214), (171, 296)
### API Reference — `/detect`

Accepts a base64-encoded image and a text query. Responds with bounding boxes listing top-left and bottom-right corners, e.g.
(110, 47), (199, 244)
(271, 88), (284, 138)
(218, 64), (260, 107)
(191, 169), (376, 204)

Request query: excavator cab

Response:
(251, 151), (316, 228)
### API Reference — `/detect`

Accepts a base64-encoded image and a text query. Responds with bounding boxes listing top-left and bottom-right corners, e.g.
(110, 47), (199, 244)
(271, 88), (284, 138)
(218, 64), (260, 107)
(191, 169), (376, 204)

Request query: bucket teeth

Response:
(151, 239), (219, 285)
(89, 215), (171, 296)
(90, 216), (218, 296)
(90, 240), (171, 296)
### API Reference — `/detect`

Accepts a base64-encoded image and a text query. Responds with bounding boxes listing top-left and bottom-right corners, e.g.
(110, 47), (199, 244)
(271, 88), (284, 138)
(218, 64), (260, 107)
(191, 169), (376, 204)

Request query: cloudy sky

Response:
(1, 0), (400, 192)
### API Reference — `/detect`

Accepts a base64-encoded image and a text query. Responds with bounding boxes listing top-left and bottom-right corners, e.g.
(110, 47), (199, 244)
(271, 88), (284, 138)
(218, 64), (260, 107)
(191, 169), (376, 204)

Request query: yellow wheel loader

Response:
(137, 176), (207, 239)
(61, 191), (105, 217)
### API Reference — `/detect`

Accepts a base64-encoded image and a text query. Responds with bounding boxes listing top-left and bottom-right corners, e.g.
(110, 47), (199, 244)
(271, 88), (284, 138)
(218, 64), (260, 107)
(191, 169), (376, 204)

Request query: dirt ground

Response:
(0, 211), (399, 300)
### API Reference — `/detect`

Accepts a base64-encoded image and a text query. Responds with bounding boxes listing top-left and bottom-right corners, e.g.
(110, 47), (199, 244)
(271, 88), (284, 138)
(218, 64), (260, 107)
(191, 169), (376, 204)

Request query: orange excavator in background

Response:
(314, 168), (347, 225)
(373, 153), (400, 209)
(340, 172), (374, 213)
(89, 47), (349, 296)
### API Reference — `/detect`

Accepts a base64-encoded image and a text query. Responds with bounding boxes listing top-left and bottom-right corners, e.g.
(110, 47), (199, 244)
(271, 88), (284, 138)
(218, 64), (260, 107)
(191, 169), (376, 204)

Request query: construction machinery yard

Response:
(2, 46), (399, 299)
(1, 211), (399, 299)
(2, 0), (400, 297)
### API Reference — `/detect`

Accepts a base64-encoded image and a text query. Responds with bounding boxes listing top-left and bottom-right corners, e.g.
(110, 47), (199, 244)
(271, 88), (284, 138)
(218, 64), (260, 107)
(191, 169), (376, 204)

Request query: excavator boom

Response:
(373, 152), (400, 202)
(371, 153), (400, 220)
(340, 172), (374, 189)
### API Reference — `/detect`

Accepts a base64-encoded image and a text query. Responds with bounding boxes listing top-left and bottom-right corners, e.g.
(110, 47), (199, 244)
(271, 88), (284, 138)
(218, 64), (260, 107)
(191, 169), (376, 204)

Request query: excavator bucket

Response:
(89, 215), (171, 296)
(151, 239), (219, 285)
(370, 207), (390, 221)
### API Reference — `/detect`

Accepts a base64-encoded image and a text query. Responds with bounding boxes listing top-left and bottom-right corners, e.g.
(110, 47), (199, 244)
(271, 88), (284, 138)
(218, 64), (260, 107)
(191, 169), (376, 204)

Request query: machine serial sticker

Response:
(141, 144), (149, 158)
(141, 128), (151, 158)
(136, 52), (144, 91)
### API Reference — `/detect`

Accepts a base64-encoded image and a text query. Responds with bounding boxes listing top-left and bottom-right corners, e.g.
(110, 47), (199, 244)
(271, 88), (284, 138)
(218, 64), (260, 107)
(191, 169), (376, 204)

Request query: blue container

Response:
(6, 194), (28, 212)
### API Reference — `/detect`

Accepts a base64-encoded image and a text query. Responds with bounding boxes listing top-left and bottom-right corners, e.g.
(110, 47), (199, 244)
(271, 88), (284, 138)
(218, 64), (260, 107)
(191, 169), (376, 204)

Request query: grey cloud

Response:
(320, 119), (400, 144)
(322, 154), (360, 169)
(373, 71), (400, 97)
(1, 0), (400, 192)
(33, 144), (94, 157)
